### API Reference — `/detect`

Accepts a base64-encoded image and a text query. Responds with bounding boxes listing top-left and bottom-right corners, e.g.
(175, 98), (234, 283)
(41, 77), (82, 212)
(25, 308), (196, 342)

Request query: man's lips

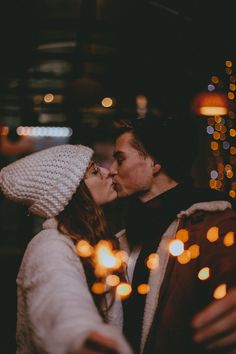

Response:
(112, 182), (120, 191)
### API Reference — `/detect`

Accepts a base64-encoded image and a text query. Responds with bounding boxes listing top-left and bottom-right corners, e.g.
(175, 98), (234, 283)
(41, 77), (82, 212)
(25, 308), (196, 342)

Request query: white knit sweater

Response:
(16, 218), (132, 354)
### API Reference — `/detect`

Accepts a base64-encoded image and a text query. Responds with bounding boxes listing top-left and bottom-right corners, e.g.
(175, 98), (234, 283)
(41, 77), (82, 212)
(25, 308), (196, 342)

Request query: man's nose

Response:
(109, 162), (118, 177)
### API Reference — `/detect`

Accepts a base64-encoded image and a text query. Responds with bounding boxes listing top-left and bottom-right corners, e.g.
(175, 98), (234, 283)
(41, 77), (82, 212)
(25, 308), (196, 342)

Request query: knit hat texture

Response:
(0, 144), (93, 218)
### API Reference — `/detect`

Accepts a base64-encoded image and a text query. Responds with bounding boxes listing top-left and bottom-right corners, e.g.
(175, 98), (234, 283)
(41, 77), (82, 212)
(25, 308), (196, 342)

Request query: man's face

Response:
(110, 132), (155, 198)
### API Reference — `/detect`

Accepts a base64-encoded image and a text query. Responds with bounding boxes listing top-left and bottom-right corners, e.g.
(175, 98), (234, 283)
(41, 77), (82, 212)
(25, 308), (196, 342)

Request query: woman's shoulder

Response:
(19, 228), (80, 276)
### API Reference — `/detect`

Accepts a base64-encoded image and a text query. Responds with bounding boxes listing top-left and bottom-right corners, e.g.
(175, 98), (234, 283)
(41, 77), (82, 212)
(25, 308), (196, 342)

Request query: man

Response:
(109, 117), (236, 354)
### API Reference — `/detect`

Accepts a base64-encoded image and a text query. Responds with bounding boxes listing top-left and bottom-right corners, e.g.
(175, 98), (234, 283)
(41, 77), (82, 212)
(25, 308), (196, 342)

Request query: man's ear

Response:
(152, 160), (161, 174)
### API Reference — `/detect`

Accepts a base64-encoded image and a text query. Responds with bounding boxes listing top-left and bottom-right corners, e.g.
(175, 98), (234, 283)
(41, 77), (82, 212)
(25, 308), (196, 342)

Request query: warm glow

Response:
(213, 283), (227, 299)
(230, 147), (236, 155)
(176, 229), (189, 243)
(213, 131), (220, 140)
(116, 283), (132, 298)
(230, 129), (236, 137)
(92, 282), (106, 294)
(200, 107), (228, 116)
(76, 240), (94, 257)
(106, 275), (120, 287)
(206, 227), (219, 242)
(229, 190), (236, 198)
(0, 126), (9, 136)
(188, 244), (200, 259)
(101, 97), (113, 108)
(198, 267), (210, 280)
(226, 60), (233, 68)
(223, 231), (235, 246)
(116, 250), (129, 263)
(229, 83), (236, 91)
(209, 179), (217, 189)
(192, 92), (228, 116)
(177, 250), (191, 264)
(211, 142), (219, 151)
(137, 284), (150, 295)
(225, 164), (232, 171)
(228, 92), (235, 100)
(96, 242), (119, 269)
(146, 253), (159, 270)
(211, 76), (219, 84)
(169, 240), (184, 256)
(227, 170), (234, 179)
(44, 93), (54, 103)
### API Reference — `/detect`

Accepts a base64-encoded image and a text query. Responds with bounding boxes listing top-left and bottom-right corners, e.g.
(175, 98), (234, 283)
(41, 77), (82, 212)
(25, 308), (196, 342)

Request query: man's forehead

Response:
(115, 132), (133, 149)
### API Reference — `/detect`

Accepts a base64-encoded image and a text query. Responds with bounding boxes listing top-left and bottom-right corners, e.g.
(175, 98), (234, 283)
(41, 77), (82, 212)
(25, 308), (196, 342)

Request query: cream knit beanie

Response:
(0, 144), (93, 218)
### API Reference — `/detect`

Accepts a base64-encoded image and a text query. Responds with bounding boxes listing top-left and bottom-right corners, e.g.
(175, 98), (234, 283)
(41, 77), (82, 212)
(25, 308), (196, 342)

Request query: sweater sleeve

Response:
(17, 231), (132, 354)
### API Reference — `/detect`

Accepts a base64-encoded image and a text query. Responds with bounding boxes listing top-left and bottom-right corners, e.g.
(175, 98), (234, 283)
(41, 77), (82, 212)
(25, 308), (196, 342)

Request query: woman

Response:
(0, 144), (132, 354)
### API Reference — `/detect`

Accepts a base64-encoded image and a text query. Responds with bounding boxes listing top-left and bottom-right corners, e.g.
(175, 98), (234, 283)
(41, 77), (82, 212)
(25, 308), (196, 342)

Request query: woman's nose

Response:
(100, 166), (109, 178)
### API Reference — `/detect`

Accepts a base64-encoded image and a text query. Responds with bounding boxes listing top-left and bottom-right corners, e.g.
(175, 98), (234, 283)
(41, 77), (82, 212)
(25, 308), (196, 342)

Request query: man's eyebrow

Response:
(113, 151), (124, 158)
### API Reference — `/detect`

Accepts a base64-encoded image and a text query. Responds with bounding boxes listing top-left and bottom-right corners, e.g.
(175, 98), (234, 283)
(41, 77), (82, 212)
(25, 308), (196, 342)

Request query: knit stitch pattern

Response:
(0, 144), (93, 218)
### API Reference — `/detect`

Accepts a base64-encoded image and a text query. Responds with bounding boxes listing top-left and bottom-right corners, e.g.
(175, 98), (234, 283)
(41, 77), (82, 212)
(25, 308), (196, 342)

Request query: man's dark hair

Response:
(113, 116), (200, 183)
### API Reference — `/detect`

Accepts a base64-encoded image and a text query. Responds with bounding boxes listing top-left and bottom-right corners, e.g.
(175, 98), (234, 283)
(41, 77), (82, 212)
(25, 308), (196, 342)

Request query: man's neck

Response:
(138, 172), (178, 203)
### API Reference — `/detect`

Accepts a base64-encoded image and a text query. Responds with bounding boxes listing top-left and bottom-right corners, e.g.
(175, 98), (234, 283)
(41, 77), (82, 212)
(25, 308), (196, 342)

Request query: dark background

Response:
(0, 1), (236, 353)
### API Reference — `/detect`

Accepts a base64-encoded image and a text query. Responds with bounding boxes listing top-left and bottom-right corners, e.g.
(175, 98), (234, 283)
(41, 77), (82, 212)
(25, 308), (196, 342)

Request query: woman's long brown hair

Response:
(57, 180), (119, 321)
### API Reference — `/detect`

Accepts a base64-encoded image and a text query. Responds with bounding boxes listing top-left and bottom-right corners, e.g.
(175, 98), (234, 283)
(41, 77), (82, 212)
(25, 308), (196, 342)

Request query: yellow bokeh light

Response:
(211, 76), (219, 84)
(101, 97), (113, 108)
(116, 283), (132, 298)
(215, 123), (222, 131)
(221, 126), (227, 133)
(226, 170), (234, 179)
(188, 244), (200, 259)
(177, 250), (191, 264)
(146, 253), (159, 270)
(211, 141), (218, 151)
(216, 180), (222, 189)
(137, 283), (150, 295)
(44, 93), (54, 103)
(230, 83), (236, 91)
(217, 163), (224, 173)
(214, 116), (222, 123)
(230, 146), (236, 155)
(116, 250), (129, 263)
(230, 129), (236, 137)
(223, 231), (235, 246)
(209, 179), (217, 189)
(176, 229), (189, 243)
(76, 240), (94, 257)
(198, 267), (210, 280)
(220, 133), (226, 141)
(106, 275), (120, 287)
(229, 190), (236, 198)
(208, 117), (215, 125)
(213, 131), (220, 140)
(92, 282), (106, 294)
(213, 283), (227, 299)
(95, 241), (119, 269)
(228, 92), (235, 100)
(206, 226), (219, 242)
(169, 240), (184, 256)
(226, 68), (232, 75)
(226, 60), (232, 68)
(225, 164), (232, 172)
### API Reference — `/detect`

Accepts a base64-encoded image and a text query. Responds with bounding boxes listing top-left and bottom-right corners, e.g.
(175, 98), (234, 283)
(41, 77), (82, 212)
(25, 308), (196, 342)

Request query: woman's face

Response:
(84, 161), (117, 205)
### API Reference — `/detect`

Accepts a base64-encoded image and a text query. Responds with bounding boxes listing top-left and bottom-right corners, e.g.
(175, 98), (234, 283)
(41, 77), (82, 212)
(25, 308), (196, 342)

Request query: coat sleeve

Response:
(194, 209), (236, 301)
(18, 232), (132, 354)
